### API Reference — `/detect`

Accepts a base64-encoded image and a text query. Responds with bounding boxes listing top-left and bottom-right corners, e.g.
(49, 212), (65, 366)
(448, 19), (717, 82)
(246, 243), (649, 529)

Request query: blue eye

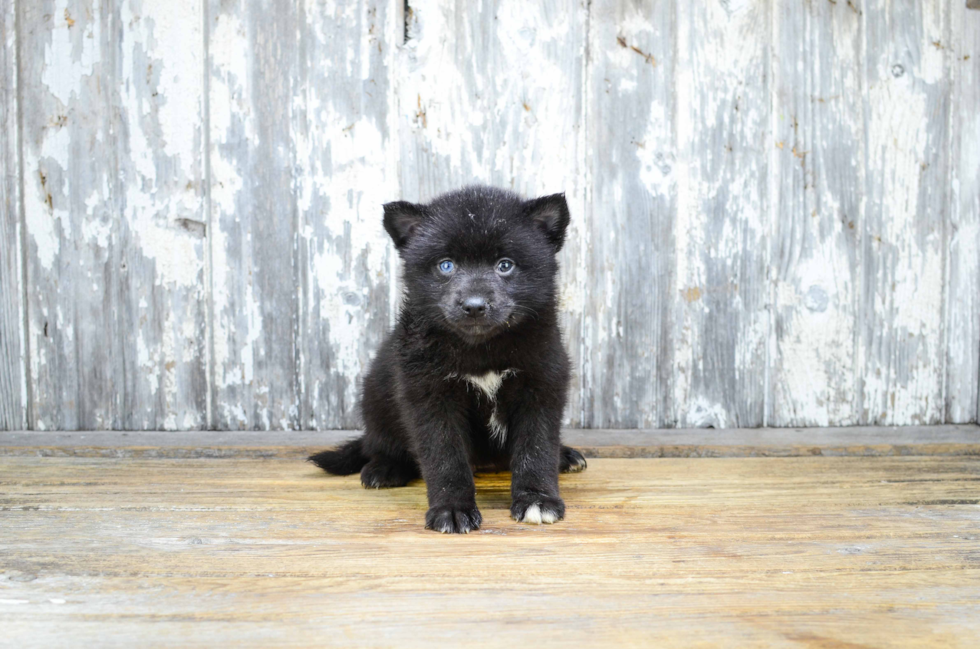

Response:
(438, 259), (455, 274)
(496, 259), (515, 274)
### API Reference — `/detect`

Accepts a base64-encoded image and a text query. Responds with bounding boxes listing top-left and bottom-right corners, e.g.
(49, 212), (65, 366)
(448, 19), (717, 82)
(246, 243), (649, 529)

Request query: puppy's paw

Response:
(511, 493), (565, 525)
(360, 458), (418, 489)
(560, 446), (588, 473)
(425, 504), (482, 534)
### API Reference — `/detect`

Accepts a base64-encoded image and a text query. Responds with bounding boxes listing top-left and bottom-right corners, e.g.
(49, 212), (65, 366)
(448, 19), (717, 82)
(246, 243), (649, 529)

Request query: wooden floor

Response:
(2, 451), (979, 647)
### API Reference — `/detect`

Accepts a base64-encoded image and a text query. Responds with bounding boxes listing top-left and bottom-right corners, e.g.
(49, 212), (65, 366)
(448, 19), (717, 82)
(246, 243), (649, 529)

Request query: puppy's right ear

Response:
(383, 201), (428, 250)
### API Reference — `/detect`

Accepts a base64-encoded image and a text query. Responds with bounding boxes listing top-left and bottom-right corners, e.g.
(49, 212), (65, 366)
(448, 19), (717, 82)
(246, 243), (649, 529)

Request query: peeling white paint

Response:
(8, 0), (976, 431)
(24, 185), (62, 272)
(209, 216), (233, 390)
(208, 13), (255, 143)
(861, 23), (946, 425)
(290, 0), (400, 428)
(209, 3), (256, 406)
(141, 4), (204, 161)
(120, 1), (206, 290)
(40, 5), (94, 108)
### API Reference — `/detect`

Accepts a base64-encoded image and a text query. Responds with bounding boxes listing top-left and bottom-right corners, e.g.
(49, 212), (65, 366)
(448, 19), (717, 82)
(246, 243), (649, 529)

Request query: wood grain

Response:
(769, 0), (863, 427)
(114, 0), (209, 430)
(294, 0), (396, 429)
(208, 0), (395, 430)
(860, 0), (950, 426)
(583, 0), (674, 428)
(208, 0), (302, 429)
(2, 0), (979, 431)
(946, 0), (980, 423)
(0, 0), (26, 430)
(671, 0), (770, 428)
(19, 0), (208, 430)
(396, 0), (585, 207)
(2, 454), (979, 647)
(20, 0), (111, 429)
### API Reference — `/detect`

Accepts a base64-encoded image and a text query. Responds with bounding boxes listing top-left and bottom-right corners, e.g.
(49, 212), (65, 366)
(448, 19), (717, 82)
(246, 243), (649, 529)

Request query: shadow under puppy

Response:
(310, 186), (587, 533)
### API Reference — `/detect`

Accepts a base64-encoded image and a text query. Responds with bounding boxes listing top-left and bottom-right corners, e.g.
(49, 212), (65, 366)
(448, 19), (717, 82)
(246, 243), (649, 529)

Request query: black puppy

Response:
(309, 185), (586, 533)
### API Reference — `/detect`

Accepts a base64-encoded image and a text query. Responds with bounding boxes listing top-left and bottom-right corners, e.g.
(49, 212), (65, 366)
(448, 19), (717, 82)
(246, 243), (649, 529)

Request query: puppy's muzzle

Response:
(461, 296), (488, 318)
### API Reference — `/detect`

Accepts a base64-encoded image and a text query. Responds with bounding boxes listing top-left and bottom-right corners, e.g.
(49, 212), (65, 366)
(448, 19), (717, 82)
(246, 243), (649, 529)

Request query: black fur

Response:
(309, 186), (586, 533)
(308, 439), (367, 476)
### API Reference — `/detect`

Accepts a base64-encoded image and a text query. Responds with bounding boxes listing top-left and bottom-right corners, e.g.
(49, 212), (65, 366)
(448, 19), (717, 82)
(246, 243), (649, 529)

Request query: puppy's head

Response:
(383, 186), (569, 344)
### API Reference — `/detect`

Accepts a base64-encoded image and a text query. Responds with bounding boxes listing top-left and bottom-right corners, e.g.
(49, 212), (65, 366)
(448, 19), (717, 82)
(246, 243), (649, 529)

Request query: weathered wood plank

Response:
(0, 0), (26, 430)
(20, 0), (106, 429)
(2, 424), (978, 458)
(396, 0), (586, 203)
(671, 0), (770, 427)
(769, 0), (864, 426)
(294, 0), (395, 429)
(396, 0), (587, 424)
(2, 455), (979, 646)
(4, 0), (978, 432)
(208, 0), (301, 429)
(860, 0), (950, 425)
(582, 0), (674, 428)
(946, 1), (980, 423)
(114, 0), (209, 429)
(19, 1), (208, 430)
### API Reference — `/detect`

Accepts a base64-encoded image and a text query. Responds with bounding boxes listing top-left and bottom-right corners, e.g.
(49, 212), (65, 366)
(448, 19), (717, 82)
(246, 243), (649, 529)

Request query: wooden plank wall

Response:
(18, 0), (209, 431)
(0, 0), (27, 430)
(0, 0), (977, 431)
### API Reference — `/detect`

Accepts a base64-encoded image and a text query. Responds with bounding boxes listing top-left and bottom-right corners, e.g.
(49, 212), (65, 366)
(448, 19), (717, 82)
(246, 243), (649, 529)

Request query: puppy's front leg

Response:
(408, 395), (481, 534)
(508, 400), (564, 525)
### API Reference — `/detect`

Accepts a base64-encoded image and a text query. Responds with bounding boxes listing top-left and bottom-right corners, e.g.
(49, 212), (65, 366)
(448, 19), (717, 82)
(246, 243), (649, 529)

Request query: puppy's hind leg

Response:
(559, 445), (588, 473)
(360, 456), (420, 489)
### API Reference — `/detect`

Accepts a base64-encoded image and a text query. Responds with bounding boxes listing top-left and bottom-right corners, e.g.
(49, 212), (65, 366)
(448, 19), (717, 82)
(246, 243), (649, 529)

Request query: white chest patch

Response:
(462, 370), (511, 399)
(456, 370), (515, 445)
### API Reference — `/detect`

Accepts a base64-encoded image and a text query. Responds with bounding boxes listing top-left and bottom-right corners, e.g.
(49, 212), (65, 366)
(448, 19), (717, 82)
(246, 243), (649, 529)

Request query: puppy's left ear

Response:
(524, 193), (570, 251)
(383, 201), (428, 250)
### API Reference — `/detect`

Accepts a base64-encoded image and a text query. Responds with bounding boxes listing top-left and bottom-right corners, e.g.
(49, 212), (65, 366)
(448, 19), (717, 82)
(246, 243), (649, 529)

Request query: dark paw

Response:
(511, 492), (565, 525)
(560, 446), (588, 473)
(360, 458), (418, 489)
(425, 504), (482, 534)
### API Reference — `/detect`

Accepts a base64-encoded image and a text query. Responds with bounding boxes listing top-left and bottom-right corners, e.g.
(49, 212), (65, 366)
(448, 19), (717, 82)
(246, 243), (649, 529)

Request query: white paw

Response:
(518, 503), (558, 525)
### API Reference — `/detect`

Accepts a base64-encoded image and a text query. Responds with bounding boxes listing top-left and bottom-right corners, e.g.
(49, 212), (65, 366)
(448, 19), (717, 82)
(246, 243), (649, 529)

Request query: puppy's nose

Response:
(461, 296), (487, 317)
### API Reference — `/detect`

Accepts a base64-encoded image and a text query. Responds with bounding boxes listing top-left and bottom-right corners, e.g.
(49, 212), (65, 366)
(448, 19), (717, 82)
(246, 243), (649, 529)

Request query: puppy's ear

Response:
(383, 201), (428, 250)
(524, 193), (570, 251)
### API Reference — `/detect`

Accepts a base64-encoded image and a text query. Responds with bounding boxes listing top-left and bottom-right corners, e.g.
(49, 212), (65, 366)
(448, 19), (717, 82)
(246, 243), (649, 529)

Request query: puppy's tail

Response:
(308, 437), (368, 475)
